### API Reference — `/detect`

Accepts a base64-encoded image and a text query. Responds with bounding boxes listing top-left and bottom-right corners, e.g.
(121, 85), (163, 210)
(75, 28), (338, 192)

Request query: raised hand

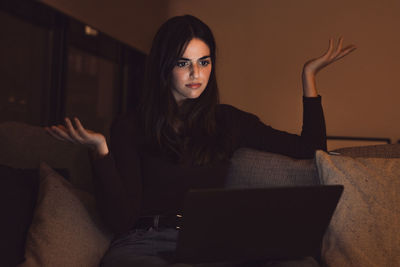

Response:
(45, 117), (109, 156)
(302, 37), (357, 97)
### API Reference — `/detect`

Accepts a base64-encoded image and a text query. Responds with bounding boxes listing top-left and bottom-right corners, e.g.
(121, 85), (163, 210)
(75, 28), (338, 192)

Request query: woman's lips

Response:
(186, 83), (202, 89)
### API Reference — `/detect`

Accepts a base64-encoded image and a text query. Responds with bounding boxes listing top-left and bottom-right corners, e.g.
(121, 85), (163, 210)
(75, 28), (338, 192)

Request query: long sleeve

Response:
(91, 115), (143, 235)
(222, 96), (326, 159)
(89, 96), (326, 235)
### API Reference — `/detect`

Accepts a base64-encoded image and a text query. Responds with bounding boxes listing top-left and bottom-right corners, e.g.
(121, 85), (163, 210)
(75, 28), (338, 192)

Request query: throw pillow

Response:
(226, 148), (319, 188)
(19, 162), (110, 267)
(0, 165), (39, 267)
(315, 150), (400, 267)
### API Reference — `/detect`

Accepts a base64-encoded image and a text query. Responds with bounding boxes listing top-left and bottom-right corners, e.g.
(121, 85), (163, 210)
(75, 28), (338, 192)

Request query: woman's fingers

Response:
(45, 126), (67, 142)
(303, 36), (356, 77)
(46, 125), (76, 143)
(311, 38), (336, 68)
(73, 117), (90, 140)
(331, 37), (357, 62)
(321, 38), (334, 60)
(333, 44), (357, 62)
(55, 125), (77, 143)
(45, 117), (105, 150)
(330, 37), (344, 59)
(322, 37), (344, 62)
(321, 37), (356, 66)
(64, 118), (86, 144)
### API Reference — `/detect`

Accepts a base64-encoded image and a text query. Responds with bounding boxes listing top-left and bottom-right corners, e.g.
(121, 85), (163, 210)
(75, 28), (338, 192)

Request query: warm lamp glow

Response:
(84, 25), (98, 36)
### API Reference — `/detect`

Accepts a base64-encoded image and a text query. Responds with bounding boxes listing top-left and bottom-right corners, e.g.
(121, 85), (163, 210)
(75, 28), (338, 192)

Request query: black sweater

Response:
(91, 96), (326, 234)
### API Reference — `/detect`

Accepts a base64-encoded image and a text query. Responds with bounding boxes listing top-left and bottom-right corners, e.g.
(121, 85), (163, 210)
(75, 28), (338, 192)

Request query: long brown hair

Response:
(138, 15), (230, 165)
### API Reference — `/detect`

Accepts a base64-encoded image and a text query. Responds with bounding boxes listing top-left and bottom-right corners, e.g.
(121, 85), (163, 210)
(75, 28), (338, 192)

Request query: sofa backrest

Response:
(0, 121), (94, 193)
(226, 144), (400, 188)
(9, 121), (399, 193)
(226, 147), (320, 188)
(332, 143), (400, 158)
(0, 121), (324, 192)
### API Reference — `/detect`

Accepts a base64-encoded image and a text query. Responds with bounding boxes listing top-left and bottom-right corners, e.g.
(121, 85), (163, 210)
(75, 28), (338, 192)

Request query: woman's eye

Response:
(176, 61), (189, 68)
(200, 60), (210, 66)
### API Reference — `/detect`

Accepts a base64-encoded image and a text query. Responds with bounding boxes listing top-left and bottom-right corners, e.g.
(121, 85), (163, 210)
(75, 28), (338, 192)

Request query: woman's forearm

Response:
(302, 70), (318, 98)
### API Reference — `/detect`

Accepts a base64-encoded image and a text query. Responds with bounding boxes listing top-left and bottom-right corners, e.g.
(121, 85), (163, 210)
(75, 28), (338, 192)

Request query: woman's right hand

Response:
(45, 117), (109, 157)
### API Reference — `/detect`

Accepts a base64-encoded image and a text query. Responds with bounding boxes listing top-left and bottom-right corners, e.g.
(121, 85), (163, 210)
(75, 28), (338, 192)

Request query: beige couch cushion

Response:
(19, 163), (110, 267)
(316, 150), (400, 267)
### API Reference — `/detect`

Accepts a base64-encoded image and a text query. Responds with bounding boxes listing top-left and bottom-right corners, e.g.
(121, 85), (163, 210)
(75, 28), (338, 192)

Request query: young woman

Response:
(46, 15), (356, 267)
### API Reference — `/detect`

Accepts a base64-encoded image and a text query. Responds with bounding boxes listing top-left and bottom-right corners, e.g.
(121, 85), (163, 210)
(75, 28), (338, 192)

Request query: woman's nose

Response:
(189, 63), (200, 79)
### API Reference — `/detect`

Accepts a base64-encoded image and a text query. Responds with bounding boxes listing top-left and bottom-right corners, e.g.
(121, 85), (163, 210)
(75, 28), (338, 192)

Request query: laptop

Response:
(170, 185), (343, 264)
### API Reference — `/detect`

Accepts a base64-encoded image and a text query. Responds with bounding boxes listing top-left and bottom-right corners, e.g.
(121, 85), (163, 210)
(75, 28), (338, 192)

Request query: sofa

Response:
(0, 121), (399, 267)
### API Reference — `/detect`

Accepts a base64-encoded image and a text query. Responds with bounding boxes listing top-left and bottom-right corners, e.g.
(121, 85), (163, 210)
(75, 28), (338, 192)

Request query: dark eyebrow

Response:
(179, 55), (211, 61)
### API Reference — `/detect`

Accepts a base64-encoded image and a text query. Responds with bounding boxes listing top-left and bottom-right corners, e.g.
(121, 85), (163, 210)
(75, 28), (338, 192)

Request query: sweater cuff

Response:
(90, 151), (114, 174)
(303, 95), (321, 103)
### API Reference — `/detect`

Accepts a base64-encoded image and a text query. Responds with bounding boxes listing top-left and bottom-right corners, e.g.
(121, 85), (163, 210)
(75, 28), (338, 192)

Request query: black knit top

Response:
(91, 96), (326, 234)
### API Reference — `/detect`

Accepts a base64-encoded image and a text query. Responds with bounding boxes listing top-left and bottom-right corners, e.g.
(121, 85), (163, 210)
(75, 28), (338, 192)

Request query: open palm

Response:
(45, 117), (108, 154)
(303, 37), (357, 75)
(301, 37), (356, 97)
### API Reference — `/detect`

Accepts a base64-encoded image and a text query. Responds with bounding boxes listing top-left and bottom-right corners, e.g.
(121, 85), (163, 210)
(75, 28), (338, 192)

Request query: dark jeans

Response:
(100, 227), (320, 267)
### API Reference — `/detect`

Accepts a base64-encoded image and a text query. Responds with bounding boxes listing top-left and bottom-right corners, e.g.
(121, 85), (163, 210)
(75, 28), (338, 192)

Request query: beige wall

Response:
(39, 0), (400, 143)
(168, 0), (400, 143)
(40, 0), (168, 53)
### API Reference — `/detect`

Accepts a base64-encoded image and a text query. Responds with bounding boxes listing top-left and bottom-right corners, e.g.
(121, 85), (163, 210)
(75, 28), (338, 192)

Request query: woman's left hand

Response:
(302, 37), (357, 97)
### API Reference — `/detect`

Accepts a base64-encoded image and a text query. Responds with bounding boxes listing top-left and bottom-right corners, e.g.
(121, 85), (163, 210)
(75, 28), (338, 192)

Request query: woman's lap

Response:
(100, 228), (319, 267)
(100, 228), (176, 266)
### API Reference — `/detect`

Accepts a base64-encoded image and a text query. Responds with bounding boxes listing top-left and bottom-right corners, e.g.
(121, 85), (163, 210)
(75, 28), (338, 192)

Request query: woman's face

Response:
(171, 38), (212, 104)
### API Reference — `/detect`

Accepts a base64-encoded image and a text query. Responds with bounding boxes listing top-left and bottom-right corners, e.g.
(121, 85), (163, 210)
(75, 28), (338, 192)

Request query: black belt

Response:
(133, 214), (183, 230)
